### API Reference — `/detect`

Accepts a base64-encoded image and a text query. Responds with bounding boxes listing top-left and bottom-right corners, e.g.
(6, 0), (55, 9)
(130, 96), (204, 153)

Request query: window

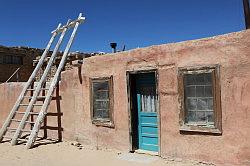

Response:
(0, 56), (3, 64)
(178, 65), (221, 134)
(4, 55), (12, 64)
(1, 55), (23, 65)
(90, 77), (114, 127)
(13, 56), (23, 65)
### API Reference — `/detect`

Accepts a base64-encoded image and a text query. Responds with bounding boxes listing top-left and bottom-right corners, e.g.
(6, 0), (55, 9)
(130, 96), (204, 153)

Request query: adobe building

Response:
(0, 45), (91, 83)
(0, 46), (44, 83)
(0, 30), (250, 165)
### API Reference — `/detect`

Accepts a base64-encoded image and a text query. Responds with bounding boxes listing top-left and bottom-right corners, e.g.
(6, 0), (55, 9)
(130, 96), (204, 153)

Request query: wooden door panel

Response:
(136, 73), (158, 152)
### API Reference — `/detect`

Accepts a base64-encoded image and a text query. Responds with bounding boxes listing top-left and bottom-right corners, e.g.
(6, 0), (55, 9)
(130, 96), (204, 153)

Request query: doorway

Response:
(128, 71), (159, 152)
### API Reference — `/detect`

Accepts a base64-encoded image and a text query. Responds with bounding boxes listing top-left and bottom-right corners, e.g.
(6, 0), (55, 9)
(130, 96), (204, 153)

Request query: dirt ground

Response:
(0, 141), (214, 166)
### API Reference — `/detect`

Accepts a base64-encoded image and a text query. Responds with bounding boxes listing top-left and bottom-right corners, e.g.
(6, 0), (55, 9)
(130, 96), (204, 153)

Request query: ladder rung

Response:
(51, 16), (85, 34)
(19, 104), (44, 106)
(46, 57), (60, 60)
(23, 96), (46, 99)
(25, 121), (35, 124)
(3, 135), (12, 139)
(34, 104), (44, 106)
(19, 104), (28, 106)
(21, 129), (32, 133)
(11, 119), (35, 124)
(17, 138), (28, 141)
(26, 88), (49, 91)
(11, 119), (21, 122)
(16, 111), (39, 115)
(7, 127), (31, 133)
(30, 112), (40, 115)
(7, 127), (17, 132)
(16, 111), (25, 114)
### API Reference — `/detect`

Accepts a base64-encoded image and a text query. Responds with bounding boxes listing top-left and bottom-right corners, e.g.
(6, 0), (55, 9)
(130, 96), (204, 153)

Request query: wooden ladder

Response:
(0, 13), (85, 149)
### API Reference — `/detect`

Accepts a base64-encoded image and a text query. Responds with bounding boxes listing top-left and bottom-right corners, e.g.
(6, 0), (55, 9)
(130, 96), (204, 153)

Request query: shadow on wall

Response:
(31, 62), (84, 148)
(78, 66), (83, 84)
(32, 84), (64, 148)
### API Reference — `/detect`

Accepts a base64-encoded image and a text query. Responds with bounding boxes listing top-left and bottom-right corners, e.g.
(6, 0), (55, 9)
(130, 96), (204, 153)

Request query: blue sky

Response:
(0, 0), (245, 53)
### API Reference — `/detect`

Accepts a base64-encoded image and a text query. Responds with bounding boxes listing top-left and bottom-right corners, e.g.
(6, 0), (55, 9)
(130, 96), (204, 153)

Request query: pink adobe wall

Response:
(0, 83), (24, 127)
(76, 30), (250, 165)
(0, 30), (250, 165)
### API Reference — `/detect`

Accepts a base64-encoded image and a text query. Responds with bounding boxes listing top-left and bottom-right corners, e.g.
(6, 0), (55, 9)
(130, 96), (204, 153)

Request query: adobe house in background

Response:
(0, 46), (42, 83)
(0, 45), (94, 83)
(0, 2), (249, 166)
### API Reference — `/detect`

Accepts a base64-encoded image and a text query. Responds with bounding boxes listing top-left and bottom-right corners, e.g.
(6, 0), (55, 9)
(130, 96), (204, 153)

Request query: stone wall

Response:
(33, 52), (93, 81)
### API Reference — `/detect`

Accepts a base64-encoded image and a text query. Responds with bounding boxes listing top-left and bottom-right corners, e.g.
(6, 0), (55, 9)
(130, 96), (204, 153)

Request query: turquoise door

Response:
(136, 73), (158, 152)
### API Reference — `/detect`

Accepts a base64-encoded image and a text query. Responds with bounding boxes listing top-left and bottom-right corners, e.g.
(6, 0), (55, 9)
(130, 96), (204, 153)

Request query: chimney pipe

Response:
(110, 43), (117, 53)
(243, 0), (250, 29)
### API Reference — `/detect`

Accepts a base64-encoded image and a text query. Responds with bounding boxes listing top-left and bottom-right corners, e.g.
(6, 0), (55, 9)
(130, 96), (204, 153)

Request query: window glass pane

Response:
(196, 74), (205, 85)
(94, 91), (109, 99)
(205, 86), (212, 97)
(196, 86), (204, 97)
(186, 111), (196, 123)
(0, 56), (3, 64)
(93, 81), (108, 91)
(196, 111), (206, 123)
(13, 56), (17, 64)
(184, 74), (196, 85)
(102, 109), (109, 118)
(93, 109), (103, 119)
(204, 73), (212, 85)
(184, 72), (214, 126)
(186, 98), (197, 110)
(206, 111), (214, 123)
(185, 86), (195, 97)
(92, 80), (110, 120)
(197, 98), (207, 110)
(4, 55), (12, 64)
(94, 101), (109, 110)
(13, 56), (23, 65)
(140, 86), (157, 113)
(93, 109), (110, 119)
(207, 98), (213, 110)
(18, 56), (22, 64)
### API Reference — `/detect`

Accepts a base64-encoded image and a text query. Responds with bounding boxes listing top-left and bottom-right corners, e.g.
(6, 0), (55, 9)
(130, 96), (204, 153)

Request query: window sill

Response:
(92, 120), (114, 128)
(180, 125), (222, 135)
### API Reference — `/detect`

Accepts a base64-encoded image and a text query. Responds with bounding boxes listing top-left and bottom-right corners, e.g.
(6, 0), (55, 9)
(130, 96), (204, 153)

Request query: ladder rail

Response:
(26, 13), (84, 149)
(51, 15), (85, 34)
(10, 23), (69, 145)
(5, 67), (21, 83)
(0, 23), (61, 142)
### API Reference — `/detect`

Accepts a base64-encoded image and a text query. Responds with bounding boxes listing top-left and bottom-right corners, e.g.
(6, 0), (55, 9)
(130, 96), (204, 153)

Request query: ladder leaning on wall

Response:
(0, 13), (85, 149)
